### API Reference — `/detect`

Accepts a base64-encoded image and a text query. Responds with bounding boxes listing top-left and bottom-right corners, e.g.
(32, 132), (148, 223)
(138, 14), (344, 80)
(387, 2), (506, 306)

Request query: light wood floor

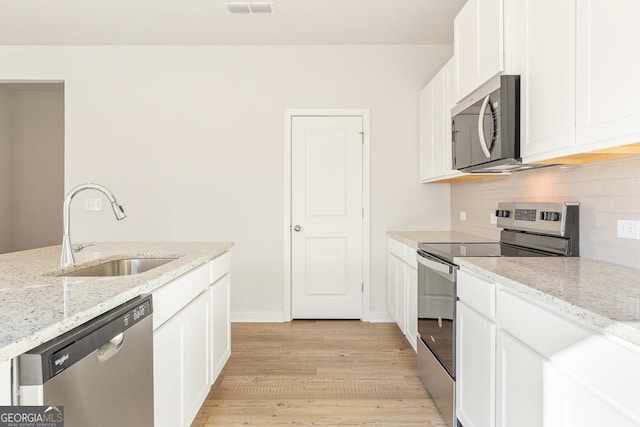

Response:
(192, 321), (447, 426)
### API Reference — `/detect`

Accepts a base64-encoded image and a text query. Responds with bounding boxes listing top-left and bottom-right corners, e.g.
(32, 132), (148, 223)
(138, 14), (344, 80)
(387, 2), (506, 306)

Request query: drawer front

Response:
(210, 252), (231, 284)
(388, 237), (405, 259)
(153, 263), (210, 330)
(457, 270), (496, 319)
(497, 289), (591, 358)
(497, 289), (640, 423)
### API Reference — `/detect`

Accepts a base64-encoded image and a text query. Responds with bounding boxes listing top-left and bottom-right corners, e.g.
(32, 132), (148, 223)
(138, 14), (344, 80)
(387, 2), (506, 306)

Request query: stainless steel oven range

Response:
(416, 202), (579, 427)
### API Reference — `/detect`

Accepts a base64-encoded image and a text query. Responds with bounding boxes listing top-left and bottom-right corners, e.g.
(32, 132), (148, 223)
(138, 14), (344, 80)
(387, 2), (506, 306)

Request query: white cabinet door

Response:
(454, 0), (478, 102)
(0, 359), (11, 405)
(477, 0), (504, 86)
(576, 0), (640, 150)
(419, 80), (436, 181)
(430, 67), (448, 179)
(405, 265), (418, 352)
(457, 302), (496, 427)
(387, 254), (401, 324)
(154, 292), (211, 427)
(496, 331), (543, 427)
(396, 261), (407, 334)
(154, 313), (184, 427)
(544, 366), (637, 427)
(210, 274), (231, 384)
(455, 0), (504, 103)
(419, 59), (464, 183)
(182, 292), (211, 425)
(507, 0), (576, 162)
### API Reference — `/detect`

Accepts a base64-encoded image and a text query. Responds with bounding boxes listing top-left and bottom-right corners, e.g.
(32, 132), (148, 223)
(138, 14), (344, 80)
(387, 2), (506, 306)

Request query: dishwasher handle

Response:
(97, 333), (125, 362)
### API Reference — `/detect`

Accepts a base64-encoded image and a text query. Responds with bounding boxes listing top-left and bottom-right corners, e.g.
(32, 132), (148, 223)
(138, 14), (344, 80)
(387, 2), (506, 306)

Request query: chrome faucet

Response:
(61, 183), (126, 268)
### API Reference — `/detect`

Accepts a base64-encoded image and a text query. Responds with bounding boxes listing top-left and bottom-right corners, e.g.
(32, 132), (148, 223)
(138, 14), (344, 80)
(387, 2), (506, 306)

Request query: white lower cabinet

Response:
(153, 310), (184, 427)
(496, 330), (543, 427)
(458, 268), (640, 427)
(154, 291), (209, 427)
(405, 265), (418, 351)
(456, 302), (496, 427)
(210, 273), (231, 384)
(387, 250), (403, 329)
(387, 237), (418, 350)
(0, 359), (11, 405)
(153, 252), (232, 427)
(182, 293), (211, 423)
(544, 366), (637, 427)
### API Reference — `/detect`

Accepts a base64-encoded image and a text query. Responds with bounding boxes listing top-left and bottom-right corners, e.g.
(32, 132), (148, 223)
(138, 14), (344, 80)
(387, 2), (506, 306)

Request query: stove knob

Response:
(541, 211), (561, 221)
(495, 209), (510, 218)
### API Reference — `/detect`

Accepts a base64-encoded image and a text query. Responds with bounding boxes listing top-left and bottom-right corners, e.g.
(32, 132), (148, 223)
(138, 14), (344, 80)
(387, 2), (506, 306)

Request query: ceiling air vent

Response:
(225, 2), (274, 15)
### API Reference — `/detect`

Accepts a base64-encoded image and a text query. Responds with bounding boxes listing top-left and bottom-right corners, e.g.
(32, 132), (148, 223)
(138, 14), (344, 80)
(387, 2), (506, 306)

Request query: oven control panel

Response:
(514, 208), (537, 222)
(495, 202), (578, 236)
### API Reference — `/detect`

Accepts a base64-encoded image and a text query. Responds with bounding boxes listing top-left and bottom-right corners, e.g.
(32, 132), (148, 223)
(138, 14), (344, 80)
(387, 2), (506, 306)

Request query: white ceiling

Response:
(0, 0), (466, 45)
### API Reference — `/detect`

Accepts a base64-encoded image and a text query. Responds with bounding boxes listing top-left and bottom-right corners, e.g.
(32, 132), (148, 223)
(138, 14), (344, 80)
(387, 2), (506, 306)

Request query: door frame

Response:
(283, 108), (371, 321)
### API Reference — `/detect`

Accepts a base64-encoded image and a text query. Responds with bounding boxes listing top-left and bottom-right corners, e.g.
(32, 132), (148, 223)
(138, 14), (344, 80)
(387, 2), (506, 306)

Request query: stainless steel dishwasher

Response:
(17, 295), (154, 427)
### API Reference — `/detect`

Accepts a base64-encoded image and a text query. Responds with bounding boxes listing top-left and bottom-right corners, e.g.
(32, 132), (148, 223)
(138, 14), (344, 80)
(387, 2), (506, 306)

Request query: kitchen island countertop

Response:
(0, 242), (233, 363)
(456, 256), (640, 347)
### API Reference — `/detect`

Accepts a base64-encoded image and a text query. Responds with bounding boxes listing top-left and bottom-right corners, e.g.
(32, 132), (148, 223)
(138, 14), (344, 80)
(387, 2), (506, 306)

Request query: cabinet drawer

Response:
(457, 270), (496, 319)
(388, 237), (405, 259)
(497, 289), (590, 358)
(497, 289), (640, 423)
(210, 252), (231, 284)
(153, 263), (210, 330)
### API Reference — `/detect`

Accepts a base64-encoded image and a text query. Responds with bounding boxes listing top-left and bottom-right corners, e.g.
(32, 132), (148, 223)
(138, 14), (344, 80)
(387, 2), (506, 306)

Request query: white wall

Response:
(0, 45), (452, 320)
(8, 89), (64, 251)
(0, 89), (9, 253)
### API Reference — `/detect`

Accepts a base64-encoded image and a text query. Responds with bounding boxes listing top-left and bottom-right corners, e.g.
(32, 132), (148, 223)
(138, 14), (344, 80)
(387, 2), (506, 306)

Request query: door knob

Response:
(293, 225), (301, 232)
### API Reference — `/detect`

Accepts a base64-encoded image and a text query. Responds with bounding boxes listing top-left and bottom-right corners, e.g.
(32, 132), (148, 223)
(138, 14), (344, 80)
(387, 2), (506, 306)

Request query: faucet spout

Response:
(61, 183), (126, 268)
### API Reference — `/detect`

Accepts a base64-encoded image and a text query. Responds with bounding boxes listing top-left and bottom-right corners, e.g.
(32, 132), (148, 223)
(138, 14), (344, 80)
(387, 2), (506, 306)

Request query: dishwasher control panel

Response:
(19, 295), (153, 383)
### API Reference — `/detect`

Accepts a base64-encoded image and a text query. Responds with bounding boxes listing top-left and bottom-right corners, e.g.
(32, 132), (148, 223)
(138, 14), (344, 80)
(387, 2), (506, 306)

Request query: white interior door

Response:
(291, 115), (363, 319)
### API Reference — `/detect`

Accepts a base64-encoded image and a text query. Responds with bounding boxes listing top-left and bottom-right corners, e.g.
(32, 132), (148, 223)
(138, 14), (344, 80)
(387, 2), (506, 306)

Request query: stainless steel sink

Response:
(58, 258), (177, 277)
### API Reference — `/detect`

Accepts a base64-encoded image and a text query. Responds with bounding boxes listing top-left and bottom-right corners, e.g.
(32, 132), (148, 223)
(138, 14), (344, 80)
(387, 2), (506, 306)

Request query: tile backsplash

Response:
(451, 156), (640, 268)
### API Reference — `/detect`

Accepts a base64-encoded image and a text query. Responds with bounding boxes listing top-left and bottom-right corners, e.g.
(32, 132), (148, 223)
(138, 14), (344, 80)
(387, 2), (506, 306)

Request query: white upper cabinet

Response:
(508, 0), (640, 163)
(575, 0), (640, 150)
(420, 58), (464, 183)
(454, 0), (504, 103)
(505, 0), (576, 162)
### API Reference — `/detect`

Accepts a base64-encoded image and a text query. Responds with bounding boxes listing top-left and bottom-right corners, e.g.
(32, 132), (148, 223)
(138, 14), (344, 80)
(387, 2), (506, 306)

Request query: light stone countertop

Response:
(0, 241), (234, 363)
(455, 256), (640, 347)
(387, 230), (496, 248)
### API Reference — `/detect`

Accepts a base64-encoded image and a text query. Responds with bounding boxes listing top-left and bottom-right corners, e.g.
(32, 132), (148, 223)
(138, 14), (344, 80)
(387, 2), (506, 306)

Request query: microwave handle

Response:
(451, 118), (457, 169)
(477, 94), (492, 159)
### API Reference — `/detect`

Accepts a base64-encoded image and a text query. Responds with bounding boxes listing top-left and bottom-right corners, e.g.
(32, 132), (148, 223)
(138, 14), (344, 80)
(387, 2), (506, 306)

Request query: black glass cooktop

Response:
(418, 242), (551, 264)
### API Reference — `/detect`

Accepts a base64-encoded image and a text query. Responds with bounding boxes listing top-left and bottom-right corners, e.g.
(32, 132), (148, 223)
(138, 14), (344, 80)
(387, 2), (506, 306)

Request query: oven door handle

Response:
(416, 252), (454, 277)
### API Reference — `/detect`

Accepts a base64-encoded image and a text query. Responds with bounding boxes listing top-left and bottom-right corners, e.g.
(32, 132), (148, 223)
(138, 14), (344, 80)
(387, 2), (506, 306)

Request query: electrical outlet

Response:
(84, 198), (103, 211)
(617, 220), (640, 239)
(460, 211), (467, 221)
(490, 213), (497, 224)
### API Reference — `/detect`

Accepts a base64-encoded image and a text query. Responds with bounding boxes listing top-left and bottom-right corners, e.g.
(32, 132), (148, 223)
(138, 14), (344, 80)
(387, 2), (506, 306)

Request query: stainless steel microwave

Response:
(451, 75), (524, 173)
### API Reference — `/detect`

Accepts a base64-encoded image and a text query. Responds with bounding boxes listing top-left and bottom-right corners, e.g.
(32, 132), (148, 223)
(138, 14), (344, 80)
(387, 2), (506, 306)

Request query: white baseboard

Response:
(231, 311), (287, 322)
(363, 311), (394, 322)
(231, 310), (394, 323)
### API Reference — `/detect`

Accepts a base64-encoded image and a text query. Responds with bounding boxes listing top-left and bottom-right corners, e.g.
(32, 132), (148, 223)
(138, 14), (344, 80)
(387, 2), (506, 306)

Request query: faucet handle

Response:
(72, 242), (97, 253)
